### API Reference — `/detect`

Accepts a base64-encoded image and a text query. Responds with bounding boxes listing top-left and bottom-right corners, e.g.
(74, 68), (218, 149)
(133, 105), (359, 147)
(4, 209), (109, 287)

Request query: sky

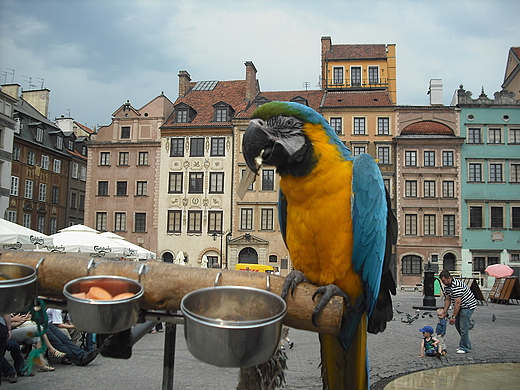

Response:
(1, 0), (519, 128)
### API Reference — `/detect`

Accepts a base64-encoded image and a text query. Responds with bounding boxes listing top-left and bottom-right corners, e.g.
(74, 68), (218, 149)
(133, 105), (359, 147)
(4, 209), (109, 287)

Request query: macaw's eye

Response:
(286, 119), (294, 127)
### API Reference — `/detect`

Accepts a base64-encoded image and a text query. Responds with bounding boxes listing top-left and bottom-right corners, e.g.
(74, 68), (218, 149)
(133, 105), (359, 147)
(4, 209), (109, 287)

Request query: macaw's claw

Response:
(281, 270), (309, 300)
(311, 284), (350, 327)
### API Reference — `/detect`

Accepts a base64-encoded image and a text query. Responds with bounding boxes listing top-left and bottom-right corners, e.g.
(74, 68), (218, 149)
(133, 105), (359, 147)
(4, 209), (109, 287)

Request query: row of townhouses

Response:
(1, 37), (519, 288)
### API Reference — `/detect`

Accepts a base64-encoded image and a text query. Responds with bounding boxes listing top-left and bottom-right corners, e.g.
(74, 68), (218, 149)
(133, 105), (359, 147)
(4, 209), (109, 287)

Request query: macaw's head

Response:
(243, 101), (336, 177)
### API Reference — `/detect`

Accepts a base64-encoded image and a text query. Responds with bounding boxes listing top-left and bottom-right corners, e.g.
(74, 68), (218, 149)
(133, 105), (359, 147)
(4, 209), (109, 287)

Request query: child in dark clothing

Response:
(419, 326), (442, 357)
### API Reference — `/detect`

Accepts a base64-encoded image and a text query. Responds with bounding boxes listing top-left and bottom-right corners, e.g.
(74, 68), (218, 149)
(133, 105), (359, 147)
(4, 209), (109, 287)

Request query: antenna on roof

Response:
(6, 68), (15, 84)
(37, 77), (45, 89)
(21, 75), (37, 90)
(303, 81), (310, 91)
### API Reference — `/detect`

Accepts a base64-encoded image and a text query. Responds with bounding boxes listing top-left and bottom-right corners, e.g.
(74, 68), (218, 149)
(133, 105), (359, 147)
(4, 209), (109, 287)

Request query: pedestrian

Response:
(440, 269), (477, 354)
(418, 325), (441, 357)
(280, 325), (294, 350)
(0, 314), (12, 385)
(435, 308), (447, 355)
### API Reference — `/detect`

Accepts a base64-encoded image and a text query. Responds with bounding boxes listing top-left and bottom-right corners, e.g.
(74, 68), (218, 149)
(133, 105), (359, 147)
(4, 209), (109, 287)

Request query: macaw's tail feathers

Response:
(319, 313), (368, 390)
(368, 269), (395, 334)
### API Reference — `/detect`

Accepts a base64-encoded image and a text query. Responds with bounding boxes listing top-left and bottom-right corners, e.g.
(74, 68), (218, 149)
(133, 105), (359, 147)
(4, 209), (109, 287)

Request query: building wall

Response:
(0, 89), (17, 218)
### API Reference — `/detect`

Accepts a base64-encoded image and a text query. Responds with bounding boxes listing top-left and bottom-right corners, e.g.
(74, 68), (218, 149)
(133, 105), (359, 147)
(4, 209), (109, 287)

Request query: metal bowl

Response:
(63, 276), (143, 334)
(181, 286), (286, 368)
(0, 262), (37, 313)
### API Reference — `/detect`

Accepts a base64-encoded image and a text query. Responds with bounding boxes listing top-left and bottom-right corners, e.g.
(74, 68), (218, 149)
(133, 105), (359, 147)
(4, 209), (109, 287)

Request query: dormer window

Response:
(56, 137), (63, 150)
(368, 66), (379, 84)
(213, 102), (234, 122)
(174, 103), (197, 124)
(176, 109), (188, 123)
(290, 96), (309, 106)
(350, 66), (362, 87)
(68, 140), (74, 150)
(36, 128), (44, 143)
(333, 67), (344, 84)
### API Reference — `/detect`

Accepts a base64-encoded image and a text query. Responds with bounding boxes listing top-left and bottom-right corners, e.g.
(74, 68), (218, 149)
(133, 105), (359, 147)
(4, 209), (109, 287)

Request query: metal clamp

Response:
(138, 263), (147, 284)
(214, 271), (222, 286)
(86, 258), (96, 275)
(34, 257), (45, 305)
(266, 273), (271, 292)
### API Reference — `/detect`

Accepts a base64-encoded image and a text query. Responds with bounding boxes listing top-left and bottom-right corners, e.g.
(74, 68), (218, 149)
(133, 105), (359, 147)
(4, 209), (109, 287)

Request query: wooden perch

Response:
(0, 251), (343, 335)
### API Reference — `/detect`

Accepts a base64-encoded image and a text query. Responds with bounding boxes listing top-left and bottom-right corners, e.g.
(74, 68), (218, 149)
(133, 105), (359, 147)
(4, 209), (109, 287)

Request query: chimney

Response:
(22, 89), (50, 117)
(321, 36), (332, 90)
(428, 79), (443, 105)
(245, 61), (258, 102)
(1, 84), (21, 100)
(178, 70), (191, 97)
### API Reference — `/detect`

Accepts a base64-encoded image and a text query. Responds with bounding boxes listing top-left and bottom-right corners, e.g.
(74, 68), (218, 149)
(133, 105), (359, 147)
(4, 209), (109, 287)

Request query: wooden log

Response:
(0, 251), (343, 335)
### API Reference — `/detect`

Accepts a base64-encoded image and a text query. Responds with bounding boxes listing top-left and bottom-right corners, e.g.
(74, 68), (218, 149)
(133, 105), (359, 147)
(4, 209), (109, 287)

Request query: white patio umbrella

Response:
(0, 218), (53, 250)
(100, 231), (156, 260)
(41, 224), (128, 257)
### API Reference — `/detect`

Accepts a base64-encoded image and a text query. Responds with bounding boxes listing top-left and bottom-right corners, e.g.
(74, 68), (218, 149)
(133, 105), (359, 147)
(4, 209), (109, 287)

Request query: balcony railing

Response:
(326, 78), (389, 90)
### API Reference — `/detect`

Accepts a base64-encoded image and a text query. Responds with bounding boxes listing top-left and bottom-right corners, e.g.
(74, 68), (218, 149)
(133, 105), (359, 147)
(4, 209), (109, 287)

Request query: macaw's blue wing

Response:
(352, 153), (388, 317)
(278, 189), (288, 246)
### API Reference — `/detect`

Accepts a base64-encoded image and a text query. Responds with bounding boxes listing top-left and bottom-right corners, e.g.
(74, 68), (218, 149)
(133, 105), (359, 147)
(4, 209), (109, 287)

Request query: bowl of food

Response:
(63, 276), (143, 334)
(181, 286), (286, 368)
(0, 263), (37, 313)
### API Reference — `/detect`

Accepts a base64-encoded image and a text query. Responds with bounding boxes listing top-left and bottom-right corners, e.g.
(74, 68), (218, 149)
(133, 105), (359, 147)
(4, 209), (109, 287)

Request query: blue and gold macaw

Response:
(242, 102), (397, 390)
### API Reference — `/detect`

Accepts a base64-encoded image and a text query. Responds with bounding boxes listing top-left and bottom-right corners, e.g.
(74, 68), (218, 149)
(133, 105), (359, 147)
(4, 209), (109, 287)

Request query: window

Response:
(36, 128), (44, 142)
(68, 140), (74, 150)
(208, 211), (223, 233)
(118, 152), (129, 166)
(442, 151), (454, 167)
(443, 215), (455, 236)
(115, 212), (126, 231)
(353, 146), (366, 156)
(100, 152), (110, 166)
(330, 118), (342, 135)
(6, 210), (16, 223)
(269, 255), (278, 263)
(350, 66), (361, 86)
(509, 128), (520, 144)
(333, 67), (344, 84)
(167, 210), (182, 233)
(79, 194), (85, 210)
(96, 212), (107, 231)
(189, 173), (203, 193)
(136, 181), (148, 196)
(442, 181), (454, 198)
(488, 128), (502, 144)
(377, 117), (389, 135)
(512, 207), (520, 229)
(138, 151), (149, 166)
(72, 163), (79, 179)
(82, 145), (87, 156)
(490, 206), (504, 229)
(383, 178), (391, 193)
(190, 138), (204, 157)
(53, 159), (61, 173)
(170, 138), (184, 157)
(405, 214), (417, 235)
(10, 176), (19, 196)
(489, 163), (503, 182)
(468, 163), (482, 182)
(23, 214), (31, 229)
(424, 214), (436, 235)
(511, 163), (520, 183)
(424, 181), (436, 197)
(215, 108), (228, 122)
(39, 183), (47, 202)
(424, 151), (435, 167)
(261, 208), (274, 230)
(56, 137), (63, 150)
(51, 186), (59, 204)
(402, 255), (422, 274)
(368, 66), (379, 84)
(405, 181), (417, 197)
(209, 172), (224, 193)
(187, 210), (202, 233)
(353, 117), (366, 135)
(50, 218), (57, 235)
(241, 169), (254, 191)
(24, 180), (33, 199)
(176, 109), (188, 123)
(467, 128), (481, 144)
(120, 126), (130, 139)
(134, 213), (146, 232)
(98, 181), (109, 196)
(168, 172), (183, 193)
(27, 150), (35, 165)
(116, 181), (128, 196)
(40, 154), (49, 170)
(262, 169), (275, 191)
(377, 146), (390, 164)
(70, 192), (76, 209)
(469, 206), (483, 228)
(405, 151), (417, 167)
(240, 208), (253, 230)
(13, 146), (20, 161)
(511, 253), (520, 263)
(80, 166), (86, 181)
(211, 138), (225, 156)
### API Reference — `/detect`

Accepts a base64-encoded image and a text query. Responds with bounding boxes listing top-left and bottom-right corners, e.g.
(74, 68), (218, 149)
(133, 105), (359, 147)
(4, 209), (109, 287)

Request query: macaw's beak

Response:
(242, 118), (290, 174)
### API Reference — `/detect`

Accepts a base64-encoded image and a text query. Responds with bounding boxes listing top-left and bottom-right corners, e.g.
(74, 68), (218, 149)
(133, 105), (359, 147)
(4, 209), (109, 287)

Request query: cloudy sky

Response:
(1, 0), (519, 128)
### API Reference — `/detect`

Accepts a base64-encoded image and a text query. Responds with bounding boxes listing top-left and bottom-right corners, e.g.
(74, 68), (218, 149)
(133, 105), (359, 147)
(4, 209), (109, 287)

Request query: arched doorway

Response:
(238, 247), (258, 264)
(162, 252), (174, 263)
(443, 253), (456, 271)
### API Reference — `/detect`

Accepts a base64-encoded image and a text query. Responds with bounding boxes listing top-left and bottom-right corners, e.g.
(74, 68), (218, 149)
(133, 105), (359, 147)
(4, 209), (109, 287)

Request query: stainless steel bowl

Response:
(0, 262), (37, 313)
(181, 286), (286, 368)
(63, 276), (143, 334)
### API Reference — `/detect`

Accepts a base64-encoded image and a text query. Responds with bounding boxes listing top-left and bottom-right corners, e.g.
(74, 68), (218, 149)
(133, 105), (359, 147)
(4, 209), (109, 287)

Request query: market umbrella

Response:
(100, 231), (156, 260)
(485, 264), (514, 278)
(0, 218), (53, 250)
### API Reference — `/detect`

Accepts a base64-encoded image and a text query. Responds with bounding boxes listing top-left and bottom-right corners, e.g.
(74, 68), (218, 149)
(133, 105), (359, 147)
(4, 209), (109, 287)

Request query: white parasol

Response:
(0, 218), (53, 250)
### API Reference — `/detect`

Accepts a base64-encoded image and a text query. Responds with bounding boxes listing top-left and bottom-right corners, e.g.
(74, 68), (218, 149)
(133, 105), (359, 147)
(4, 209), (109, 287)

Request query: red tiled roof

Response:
(325, 44), (387, 61)
(511, 47), (520, 61)
(322, 90), (393, 107)
(401, 121), (454, 136)
(75, 121), (94, 134)
(239, 90), (325, 118)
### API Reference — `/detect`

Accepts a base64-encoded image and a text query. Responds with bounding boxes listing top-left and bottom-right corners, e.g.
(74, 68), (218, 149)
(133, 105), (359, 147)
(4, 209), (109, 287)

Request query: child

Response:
(435, 308), (447, 355)
(419, 326), (442, 357)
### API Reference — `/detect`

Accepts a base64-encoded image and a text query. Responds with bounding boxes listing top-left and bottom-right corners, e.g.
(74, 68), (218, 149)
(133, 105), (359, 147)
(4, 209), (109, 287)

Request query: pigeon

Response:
(492, 314), (496, 322)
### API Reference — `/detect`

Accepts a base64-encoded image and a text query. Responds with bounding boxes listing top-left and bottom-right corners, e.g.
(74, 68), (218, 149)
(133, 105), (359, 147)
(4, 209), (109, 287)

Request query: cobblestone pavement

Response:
(5, 291), (520, 389)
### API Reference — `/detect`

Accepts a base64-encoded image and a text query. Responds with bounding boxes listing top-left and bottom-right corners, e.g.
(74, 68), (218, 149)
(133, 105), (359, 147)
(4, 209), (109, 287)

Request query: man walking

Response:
(440, 269), (477, 354)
